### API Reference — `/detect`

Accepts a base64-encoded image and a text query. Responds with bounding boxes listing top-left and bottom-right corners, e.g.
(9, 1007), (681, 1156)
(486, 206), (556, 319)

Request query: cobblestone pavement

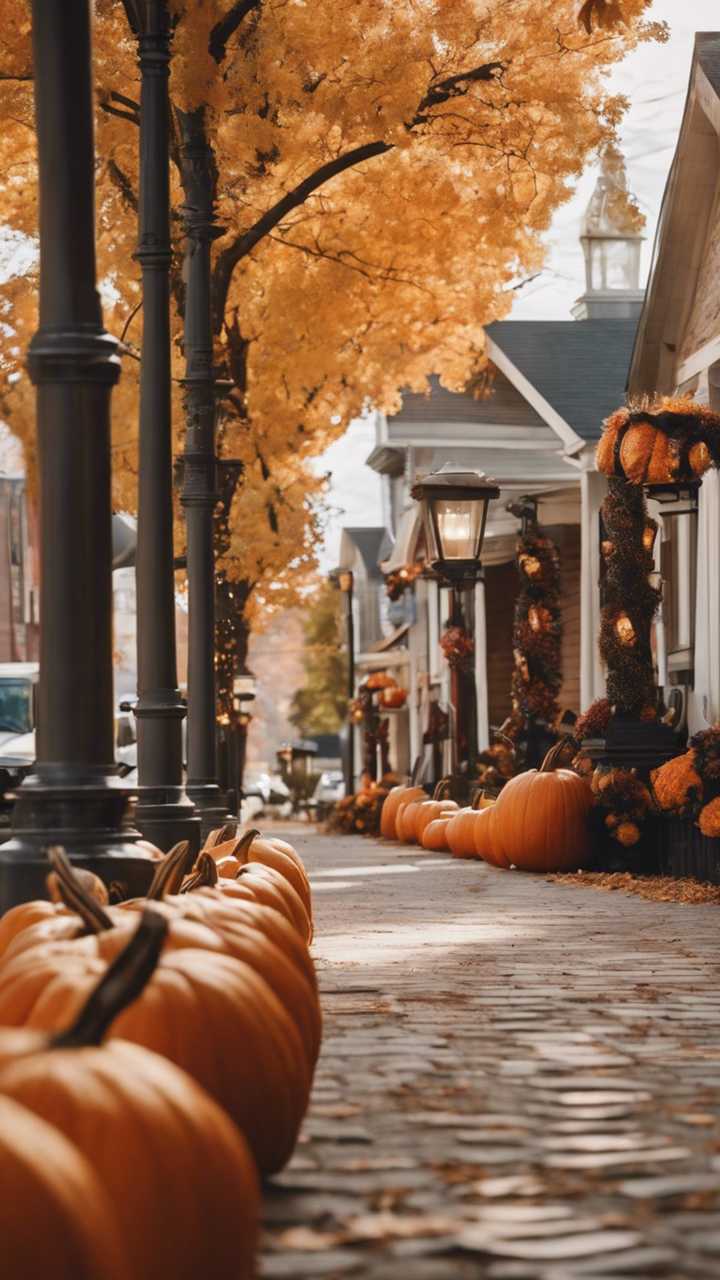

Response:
(260, 825), (720, 1280)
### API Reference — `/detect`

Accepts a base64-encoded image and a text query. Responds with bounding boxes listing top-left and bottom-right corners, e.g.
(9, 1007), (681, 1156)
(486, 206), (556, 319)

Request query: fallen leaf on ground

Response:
(547, 872), (720, 905)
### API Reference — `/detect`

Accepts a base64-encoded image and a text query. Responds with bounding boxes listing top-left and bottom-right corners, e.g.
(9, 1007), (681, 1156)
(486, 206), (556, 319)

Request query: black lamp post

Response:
(232, 666), (256, 812)
(0, 0), (157, 910)
(331, 568), (356, 795)
(177, 108), (231, 837)
(411, 464), (499, 800)
(128, 0), (199, 853)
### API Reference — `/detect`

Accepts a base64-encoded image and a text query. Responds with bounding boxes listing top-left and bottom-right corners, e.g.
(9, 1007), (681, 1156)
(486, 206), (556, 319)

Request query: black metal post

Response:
(177, 107), (231, 837)
(0, 0), (156, 910)
(132, 0), (199, 852)
(448, 583), (478, 799)
(345, 582), (355, 793)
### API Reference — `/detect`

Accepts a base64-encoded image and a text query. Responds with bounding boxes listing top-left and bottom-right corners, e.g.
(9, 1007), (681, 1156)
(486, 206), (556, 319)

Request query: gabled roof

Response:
(487, 319), (638, 443)
(390, 372), (546, 428)
(628, 33), (720, 396)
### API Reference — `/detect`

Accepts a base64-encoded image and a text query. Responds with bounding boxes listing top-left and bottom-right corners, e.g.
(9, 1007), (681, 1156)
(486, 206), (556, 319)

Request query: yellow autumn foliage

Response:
(0, 0), (664, 632)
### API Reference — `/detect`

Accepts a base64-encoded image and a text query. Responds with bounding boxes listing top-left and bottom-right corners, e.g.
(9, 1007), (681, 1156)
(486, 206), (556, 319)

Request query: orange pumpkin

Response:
(619, 423), (677, 485)
(420, 814), (454, 852)
(187, 855), (312, 944)
(0, 916), (259, 1280)
(414, 797), (458, 844)
(0, 1095), (132, 1280)
(490, 742), (592, 872)
(445, 800), (487, 859)
(213, 835), (312, 921)
(474, 807), (510, 868)
(380, 686), (407, 708)
(0, 921), (311, 1177)
(379, 784), (426, 840)
(395, 794), (427, 843)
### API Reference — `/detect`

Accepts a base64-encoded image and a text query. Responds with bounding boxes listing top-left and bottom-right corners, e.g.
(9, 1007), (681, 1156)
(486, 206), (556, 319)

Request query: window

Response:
(660, 511), (697, 678)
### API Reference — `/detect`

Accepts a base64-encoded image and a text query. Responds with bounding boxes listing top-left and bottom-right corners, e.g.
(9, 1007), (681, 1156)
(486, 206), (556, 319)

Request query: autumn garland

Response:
(599, 478), (660, 716)
(508, 529), (562, 733)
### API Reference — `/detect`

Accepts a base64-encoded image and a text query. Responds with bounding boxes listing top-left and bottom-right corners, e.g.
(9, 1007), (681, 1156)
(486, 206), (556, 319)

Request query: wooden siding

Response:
(485, 560), (517, 730)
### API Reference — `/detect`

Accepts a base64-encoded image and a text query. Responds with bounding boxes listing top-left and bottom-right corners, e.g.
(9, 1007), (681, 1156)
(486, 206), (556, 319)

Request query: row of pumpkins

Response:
(380, 742), (592, 872)
(0, 825), (318, 1280)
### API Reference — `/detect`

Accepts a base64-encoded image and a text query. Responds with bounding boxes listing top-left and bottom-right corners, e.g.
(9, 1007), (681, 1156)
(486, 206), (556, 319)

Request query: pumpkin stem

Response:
(234, 827), (260, 860)
(539, 741), (568, 774)
(145, 841), (193, 900)
(50, 909), (169, 1049)
(46, 847), (115, 933)
(180, 850), (219, 893)
(470, 788), (485, 810)
(432, 777), (452, 801)
(202, 823), (238, 851)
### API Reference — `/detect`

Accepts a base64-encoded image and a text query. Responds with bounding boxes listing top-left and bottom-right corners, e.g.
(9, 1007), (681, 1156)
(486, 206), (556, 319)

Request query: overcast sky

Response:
(318, 3), (718, 569)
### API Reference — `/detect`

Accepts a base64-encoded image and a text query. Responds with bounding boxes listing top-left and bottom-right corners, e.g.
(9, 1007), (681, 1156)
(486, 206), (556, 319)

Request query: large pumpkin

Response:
(380, 784), (426, 839)
(0, 914), (259, 1280)
(0, 911), (311, 1176)
(0, 1095), (132, 1280)
(490, 743), (591, 872)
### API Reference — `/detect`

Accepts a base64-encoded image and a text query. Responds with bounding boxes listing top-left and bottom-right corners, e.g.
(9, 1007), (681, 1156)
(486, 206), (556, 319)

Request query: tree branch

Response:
(209, 0), (262, 64)
(213, 138), (391, 320)
(212, 60), (504, 326)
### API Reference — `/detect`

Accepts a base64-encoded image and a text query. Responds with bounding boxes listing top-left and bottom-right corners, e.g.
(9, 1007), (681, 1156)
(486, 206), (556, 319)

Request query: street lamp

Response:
(0, 0), (158, 909)
(227, 666), (256, 815)
(411, 465), (499, 800)
(411, 463), (499, 583)
(330, 568), (355, 796)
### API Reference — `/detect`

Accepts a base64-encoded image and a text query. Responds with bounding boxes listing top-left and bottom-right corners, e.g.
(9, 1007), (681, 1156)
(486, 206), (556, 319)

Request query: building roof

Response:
(628, 33), (720, 396)
(487, 319), (638, 442)
(342, 527), (386, 580)
(390, 372), (546, 429)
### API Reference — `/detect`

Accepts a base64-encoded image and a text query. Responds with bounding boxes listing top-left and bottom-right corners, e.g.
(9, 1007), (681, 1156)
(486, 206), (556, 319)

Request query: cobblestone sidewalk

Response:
(260, 826), (720, 1279)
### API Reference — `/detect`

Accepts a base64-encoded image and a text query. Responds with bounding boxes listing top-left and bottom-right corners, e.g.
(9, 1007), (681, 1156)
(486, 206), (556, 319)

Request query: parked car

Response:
(0, 665), (140, 827)
(312, 769), (345, 820)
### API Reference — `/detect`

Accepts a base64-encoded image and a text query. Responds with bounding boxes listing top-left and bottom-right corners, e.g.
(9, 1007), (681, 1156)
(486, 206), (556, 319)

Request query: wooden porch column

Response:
(580, 468), (607, 709)
(474, 576), (490, 750)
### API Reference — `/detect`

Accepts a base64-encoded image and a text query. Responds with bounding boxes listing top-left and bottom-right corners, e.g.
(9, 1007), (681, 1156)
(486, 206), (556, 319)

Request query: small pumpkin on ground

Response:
(446, 794), (488, 859)
(185, 854), (312, 943)
(211, 828), (312, 922)
(473, 806), (511, 868)
(421, 813), (455, 852)
(411, 782), (458, 847)
(490, 742), (592, 872)
(380, 784), (426, 840)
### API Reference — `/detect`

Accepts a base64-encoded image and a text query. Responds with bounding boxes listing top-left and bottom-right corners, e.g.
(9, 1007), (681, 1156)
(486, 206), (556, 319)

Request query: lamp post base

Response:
(134, 786), (201, 856)
(0, 770), (157, 913)
(186, 781), (235, 842)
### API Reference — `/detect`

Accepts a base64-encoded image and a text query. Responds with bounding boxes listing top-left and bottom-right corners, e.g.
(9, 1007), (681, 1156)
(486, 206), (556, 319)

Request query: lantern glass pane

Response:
(433, 498), (483, 560)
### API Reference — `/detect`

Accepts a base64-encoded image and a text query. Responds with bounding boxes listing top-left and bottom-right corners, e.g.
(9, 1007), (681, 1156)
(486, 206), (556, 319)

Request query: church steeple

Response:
(573, 145), (645, 321)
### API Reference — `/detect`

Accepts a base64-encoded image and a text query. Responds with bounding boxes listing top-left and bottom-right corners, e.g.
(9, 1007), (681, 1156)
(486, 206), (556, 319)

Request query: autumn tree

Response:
(0, 1), (665, 700)
(289, 582), (348, 738)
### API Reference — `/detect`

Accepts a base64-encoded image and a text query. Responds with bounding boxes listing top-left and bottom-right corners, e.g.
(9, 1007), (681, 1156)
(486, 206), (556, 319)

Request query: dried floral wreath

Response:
(651, 726), (720, 838)
(596, 395), (720, 488)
